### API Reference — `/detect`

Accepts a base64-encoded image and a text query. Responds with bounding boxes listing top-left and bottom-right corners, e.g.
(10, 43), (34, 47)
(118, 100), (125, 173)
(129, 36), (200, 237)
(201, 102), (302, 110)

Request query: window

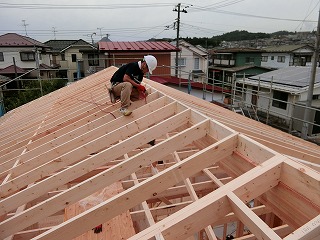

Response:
(20, 52), (35, 61)
(177, 58), (186, 66)
(277, 56), (285, 63)
(61, 53), (65, 61)
(0, 52), (4, 61)
(245, 57), (254, 64)
(261, 56), (268, 62)
(73, 71), (84, 80)
(194, 58), (200, 69)
(71, 54), (77, 62)
(271, 56), (274, 60)
(88, 54), (99, 66)
(272, 90), (288, 110)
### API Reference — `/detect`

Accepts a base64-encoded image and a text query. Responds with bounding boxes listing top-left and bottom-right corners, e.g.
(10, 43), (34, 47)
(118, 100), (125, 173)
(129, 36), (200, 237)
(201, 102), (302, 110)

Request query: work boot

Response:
(119, 108), (132, 116)
(108, 88), (116, 104)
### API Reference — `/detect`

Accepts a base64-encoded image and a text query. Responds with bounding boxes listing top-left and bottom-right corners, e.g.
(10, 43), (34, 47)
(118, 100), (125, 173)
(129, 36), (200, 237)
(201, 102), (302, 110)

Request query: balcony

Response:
(213, 59), (235, 67)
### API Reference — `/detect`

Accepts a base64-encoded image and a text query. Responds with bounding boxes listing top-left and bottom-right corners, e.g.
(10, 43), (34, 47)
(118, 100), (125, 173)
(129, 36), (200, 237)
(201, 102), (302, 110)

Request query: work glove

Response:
(93, 224), (103, 233)
(137, 84), (146, 92)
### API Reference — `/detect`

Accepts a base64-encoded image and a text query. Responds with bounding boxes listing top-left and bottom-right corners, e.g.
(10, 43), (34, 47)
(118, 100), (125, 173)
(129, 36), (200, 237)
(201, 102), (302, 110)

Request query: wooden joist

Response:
(0, 67), (319, 240)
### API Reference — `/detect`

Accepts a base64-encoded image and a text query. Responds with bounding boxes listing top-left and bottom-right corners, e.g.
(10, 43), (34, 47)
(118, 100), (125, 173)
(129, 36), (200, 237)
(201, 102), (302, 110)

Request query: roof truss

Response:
(0, 67), (319, 240)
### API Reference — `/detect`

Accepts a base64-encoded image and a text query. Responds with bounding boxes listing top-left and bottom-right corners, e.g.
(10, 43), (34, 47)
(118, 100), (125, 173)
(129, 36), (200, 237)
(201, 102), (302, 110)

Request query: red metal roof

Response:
(99, 41), (179, 52)
(0, 65), (26, 74)
(0, 33), (49, 48)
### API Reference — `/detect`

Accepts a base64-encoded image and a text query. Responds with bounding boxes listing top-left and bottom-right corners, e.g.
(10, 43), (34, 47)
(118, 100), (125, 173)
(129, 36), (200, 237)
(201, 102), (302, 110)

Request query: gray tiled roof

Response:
(44, 39), (91, 52)
(262, 44), (313, 52)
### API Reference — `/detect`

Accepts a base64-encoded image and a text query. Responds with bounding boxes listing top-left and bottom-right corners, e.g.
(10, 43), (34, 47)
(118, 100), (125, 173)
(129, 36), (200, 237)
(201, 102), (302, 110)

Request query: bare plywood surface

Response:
(64, 182), (135, 240)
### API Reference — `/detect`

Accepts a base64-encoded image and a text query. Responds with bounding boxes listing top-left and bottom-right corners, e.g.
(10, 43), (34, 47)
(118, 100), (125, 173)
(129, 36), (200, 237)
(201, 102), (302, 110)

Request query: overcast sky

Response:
(1, 0), (319, 43)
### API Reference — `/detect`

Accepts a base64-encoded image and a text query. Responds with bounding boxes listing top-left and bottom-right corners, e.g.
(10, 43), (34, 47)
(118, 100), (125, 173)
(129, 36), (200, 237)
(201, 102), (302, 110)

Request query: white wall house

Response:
(237, 66), (320, 135)
(170, 40), (209, 83)
(45, 39), (96, 81)
(261, 45), (313, 69)
(0, 33), (53, 79)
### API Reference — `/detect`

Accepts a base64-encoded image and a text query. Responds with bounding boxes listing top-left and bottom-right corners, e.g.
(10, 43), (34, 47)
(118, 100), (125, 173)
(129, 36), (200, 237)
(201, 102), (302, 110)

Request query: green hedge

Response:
(3, 78), (68, 112)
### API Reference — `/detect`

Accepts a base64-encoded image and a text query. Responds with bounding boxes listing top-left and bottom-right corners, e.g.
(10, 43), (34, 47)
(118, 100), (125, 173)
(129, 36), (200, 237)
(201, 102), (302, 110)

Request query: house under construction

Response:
(0, 67), (319, 240)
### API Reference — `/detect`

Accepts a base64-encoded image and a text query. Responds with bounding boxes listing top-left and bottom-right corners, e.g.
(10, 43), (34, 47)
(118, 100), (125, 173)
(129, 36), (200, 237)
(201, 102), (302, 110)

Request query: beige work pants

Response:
(112, 82), (140, 108)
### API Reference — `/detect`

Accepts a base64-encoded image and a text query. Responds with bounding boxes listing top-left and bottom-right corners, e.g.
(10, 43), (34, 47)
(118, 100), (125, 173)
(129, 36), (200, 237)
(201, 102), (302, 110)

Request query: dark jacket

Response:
(111, 62), (143, 85)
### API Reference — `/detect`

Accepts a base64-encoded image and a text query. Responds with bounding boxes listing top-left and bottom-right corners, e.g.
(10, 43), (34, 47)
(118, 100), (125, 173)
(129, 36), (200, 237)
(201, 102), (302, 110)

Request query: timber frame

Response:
(0, 67), (319, 240)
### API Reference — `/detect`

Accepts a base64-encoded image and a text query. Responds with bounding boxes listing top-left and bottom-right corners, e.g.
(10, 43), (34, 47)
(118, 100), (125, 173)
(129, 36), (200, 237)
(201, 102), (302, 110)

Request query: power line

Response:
(0, 2), (174, 9)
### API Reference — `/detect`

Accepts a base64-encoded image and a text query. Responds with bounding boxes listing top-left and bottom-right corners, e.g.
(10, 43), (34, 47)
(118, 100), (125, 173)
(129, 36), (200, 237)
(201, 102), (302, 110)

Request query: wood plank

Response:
(227, 192), (281, 240)
(0, 114), (206, 238)
(0, 94), (165, 177)
(31, 133), (237, 239)
(145, 79), (320, 165)
(283, 215), (320, 240)
(280, 159), (320, 206)
(129, 156), (282, 240)
(64, 182), (135, 240)
(0, 101), (181, 198)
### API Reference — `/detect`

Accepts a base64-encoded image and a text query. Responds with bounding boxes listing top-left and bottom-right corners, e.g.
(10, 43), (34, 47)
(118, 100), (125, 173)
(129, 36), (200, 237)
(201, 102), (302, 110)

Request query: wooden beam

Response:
(0, 117), (208, 238)
(0, 101), (183, 199)
(236, 224), (293, 239)
(0, 107), (191, 215)
(31, 133), (237, 240)
(283, 215), (320, 240)
(0, 94), (166, 180)
(171, 140), (217, 240)
(280, 159), (320, 206)
(130, 201), (193, 221)
(227, 192), (281, 240)
(129, 156), (282, 240)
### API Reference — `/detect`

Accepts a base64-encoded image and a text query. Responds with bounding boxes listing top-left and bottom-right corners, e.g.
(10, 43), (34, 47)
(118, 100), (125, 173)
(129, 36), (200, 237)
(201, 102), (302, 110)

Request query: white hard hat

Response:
(144, 55), (157, 74)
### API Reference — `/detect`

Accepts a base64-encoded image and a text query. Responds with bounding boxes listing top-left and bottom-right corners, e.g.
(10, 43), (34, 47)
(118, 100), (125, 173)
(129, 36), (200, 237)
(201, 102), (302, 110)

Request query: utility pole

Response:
(301, 7), (320, 139)
(173, 3), (188, 77)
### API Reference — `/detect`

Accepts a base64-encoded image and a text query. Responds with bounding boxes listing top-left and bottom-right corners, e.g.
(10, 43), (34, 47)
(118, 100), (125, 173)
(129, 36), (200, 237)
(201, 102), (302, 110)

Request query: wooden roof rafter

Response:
(0, 67), (319, 240)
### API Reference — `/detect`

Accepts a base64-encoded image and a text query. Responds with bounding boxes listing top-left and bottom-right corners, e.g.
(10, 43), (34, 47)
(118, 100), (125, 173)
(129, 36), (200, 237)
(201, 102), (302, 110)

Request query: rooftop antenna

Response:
(52, 27), (57, 40)
(97, 27), (103, 38)
(22, 20), (29, 36)
(90, 32), (96, 45)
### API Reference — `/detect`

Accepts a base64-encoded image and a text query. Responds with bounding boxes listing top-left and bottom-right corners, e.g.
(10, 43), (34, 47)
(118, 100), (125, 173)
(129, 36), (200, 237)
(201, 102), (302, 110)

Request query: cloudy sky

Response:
(0, 0), (319, 43)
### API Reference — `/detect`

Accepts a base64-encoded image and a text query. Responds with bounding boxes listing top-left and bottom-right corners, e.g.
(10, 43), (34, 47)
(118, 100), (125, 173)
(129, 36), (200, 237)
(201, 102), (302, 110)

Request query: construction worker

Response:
(108, 55), (157, 116)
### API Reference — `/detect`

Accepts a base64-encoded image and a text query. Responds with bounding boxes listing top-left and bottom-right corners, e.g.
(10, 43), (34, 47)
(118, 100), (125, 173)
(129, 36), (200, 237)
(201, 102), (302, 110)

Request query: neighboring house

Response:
(170, 40), (209, 83)
(0, 33), (55, 80)
(98, 41), (180, 78)
(45, 39), (97, 81)
(209, 48), (272, 91)
(260, 44), (314, 69)
(237, 66), (320, 135)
